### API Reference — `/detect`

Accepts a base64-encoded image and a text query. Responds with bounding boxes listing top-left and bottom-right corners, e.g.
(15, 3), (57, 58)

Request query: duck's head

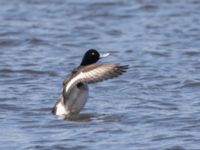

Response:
(80, 49), (110, 66)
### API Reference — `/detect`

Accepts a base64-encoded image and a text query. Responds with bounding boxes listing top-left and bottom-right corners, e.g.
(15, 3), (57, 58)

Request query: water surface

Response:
(1, 0), (200, 150)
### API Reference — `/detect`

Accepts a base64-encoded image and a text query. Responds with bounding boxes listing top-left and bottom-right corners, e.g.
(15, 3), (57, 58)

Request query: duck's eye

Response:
(92, 52), (95, 55)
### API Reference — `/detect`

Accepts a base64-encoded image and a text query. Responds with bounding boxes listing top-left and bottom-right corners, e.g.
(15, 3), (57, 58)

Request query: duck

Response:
(52, 49), (128, 117)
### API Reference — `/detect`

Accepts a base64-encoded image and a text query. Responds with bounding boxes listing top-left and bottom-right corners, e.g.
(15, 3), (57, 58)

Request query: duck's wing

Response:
(64, 64), (128, 93)
(63, 68), (78, 85)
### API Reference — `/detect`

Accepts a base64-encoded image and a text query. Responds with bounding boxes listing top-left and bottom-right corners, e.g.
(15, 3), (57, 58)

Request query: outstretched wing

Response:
(64, 64), (128, 93)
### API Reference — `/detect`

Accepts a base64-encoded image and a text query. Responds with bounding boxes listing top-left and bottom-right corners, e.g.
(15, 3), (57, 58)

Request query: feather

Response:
(63, 64), (128, 93)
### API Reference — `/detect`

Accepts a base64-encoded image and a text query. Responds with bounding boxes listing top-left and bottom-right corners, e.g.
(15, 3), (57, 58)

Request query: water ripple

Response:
(0, 0), (200, 150)
(0, 68), (58, 76)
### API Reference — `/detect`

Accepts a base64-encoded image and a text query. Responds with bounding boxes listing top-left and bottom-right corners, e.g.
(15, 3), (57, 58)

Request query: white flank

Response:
(55, 101), (69, 116)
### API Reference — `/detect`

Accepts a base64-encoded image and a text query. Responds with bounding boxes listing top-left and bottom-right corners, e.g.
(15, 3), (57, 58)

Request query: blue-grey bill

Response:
(100, 52), (110, 58)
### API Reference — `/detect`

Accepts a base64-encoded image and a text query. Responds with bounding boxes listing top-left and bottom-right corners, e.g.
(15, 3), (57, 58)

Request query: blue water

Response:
(1, 0), (200, 150)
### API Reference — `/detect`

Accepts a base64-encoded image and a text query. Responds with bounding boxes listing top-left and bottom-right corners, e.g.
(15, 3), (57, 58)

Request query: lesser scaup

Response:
(52, 49), (128, 117)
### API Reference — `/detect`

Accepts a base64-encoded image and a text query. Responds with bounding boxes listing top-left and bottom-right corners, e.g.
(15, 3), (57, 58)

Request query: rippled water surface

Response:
(1, 0), (200, 150)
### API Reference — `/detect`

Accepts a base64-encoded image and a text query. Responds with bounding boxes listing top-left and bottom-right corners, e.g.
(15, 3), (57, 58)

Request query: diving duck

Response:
(52, 49), (128, 116)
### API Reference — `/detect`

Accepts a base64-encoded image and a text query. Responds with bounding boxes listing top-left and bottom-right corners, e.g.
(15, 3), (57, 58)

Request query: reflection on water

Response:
(63, 113), (125, 122)
(0, 0), (200, 150)
(64, 113), (94, 122)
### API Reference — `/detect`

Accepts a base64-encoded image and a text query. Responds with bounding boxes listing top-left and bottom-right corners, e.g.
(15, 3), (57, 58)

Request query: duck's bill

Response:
(100, 52), (110, 58)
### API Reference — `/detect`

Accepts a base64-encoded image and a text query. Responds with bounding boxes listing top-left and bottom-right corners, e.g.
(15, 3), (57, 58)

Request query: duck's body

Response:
(53, 83), (88, 116)
(52, 49), (128, 117)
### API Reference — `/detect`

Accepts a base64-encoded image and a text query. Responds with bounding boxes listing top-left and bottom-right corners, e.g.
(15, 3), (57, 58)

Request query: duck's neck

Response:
(80, 60), (97, 66)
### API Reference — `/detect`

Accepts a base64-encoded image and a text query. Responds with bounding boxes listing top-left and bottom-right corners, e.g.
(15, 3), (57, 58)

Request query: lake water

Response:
(0, 0), (200, 150)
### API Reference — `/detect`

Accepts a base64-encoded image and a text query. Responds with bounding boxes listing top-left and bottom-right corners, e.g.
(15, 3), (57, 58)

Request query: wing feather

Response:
(64, 64), (128, 93)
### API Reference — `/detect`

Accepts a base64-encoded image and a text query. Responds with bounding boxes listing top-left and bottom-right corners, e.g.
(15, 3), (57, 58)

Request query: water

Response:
(0, 0), (200, 149)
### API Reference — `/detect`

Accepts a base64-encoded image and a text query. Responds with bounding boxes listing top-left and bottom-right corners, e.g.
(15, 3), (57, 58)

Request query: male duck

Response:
(52, 49), (128, 116)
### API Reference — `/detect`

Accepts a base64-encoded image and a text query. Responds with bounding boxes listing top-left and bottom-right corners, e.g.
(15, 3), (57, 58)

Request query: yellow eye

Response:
(92, 52), (95, 55)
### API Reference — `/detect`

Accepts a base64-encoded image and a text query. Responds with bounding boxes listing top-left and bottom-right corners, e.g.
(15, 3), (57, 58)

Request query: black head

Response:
(80, 49), (100, 66)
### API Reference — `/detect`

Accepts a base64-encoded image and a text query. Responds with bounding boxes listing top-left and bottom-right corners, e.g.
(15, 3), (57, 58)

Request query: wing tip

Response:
(117, 65), (129, 72)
